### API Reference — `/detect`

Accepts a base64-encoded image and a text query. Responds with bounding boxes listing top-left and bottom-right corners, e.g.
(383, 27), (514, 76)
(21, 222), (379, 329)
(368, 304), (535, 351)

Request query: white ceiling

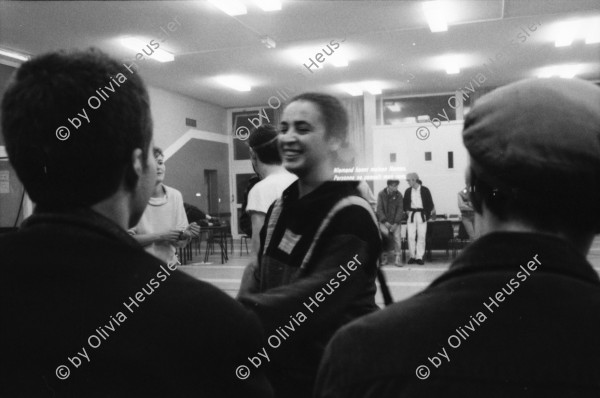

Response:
(1, 0), (599, 108)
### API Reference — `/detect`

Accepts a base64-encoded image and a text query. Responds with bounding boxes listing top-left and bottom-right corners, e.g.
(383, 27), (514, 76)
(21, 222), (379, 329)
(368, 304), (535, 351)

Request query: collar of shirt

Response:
(148, 184), (169, 206)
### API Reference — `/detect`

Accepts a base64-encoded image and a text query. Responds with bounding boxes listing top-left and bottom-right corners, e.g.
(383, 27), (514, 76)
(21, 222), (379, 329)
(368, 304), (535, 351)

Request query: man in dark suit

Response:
(0, 49), (272, 397)
(315, 78), (600, 397)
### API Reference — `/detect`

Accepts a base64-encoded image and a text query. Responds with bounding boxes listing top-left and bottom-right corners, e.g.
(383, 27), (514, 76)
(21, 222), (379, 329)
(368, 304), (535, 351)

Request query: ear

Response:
(326, 136), (342, 152)
(123, 148), (145, 189)
(132, 148), (144, 178)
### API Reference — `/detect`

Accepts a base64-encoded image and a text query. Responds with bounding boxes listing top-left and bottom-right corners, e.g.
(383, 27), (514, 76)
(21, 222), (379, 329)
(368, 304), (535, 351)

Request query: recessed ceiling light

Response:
(554, 21), (576, 47)
(442, 55), (461, 74)
(330, 56), (349, 67)
(215, 75), (252, 91)
(422, 1), (449, 33)
(0, 48), (30, 62)
(537, 64), (581, 79)
(253, 0), (282, 11)
(585, 19), (600, 44)
(340, 82), (383, 96)
(120, 38), (174, 62)
(209, 0), (247, 16)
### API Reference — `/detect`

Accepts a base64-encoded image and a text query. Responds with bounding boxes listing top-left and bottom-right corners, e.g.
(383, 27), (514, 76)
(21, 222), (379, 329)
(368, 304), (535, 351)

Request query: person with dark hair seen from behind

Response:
(238, 92), (381, 398)
(315, 78), (600, 398)
(183, 201), (213, 226)
(129, 146), (200, 266)
(0, 48), (272, 397)
(240, 174), (261, 236)
(244, 124), (296, 264)
(377, 179), (404, 266)
(403, 173), (434, 265)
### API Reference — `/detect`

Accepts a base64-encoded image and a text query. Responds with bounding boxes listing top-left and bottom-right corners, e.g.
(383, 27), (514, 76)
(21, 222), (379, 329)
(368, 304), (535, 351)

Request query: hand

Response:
(384, 222), (392, 230)
(179, 230), (193, 241)
(390, 224), (398, 232)
(159, 230), (182, 244)
(187, 222), (200, 237)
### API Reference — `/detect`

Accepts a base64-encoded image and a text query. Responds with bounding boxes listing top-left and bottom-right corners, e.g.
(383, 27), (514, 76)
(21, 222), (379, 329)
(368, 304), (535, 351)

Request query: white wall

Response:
(148, 86), (227, 149)
(372, 121), (468, 215)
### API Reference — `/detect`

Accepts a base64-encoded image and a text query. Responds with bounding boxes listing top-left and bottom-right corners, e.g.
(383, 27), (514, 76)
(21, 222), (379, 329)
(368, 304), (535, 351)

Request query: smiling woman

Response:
(238, 92), (382, 398)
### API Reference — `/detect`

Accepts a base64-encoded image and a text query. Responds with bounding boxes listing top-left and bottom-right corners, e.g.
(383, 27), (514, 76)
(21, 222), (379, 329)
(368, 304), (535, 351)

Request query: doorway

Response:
(204, 169), (219, 216)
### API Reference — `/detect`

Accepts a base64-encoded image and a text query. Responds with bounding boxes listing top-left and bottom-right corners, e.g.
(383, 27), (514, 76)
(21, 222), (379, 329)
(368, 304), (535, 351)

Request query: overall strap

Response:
(262, 197), (284, 258)
(299, 195), (379, 273)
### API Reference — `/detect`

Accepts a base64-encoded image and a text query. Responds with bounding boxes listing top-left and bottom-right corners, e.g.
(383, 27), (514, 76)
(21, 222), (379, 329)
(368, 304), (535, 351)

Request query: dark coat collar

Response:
(21, 207), (140, 248)
(432, 232), (600, 288)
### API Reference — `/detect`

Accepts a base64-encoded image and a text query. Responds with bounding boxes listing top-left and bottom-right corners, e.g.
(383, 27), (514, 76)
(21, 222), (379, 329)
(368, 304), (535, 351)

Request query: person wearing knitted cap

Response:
(403, 172), (435, 265)
(314, 78), (600, 398)
(245, 124), (297, 264)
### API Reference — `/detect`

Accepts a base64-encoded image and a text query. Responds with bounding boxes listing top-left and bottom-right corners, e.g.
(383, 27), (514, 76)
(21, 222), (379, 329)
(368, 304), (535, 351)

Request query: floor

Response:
(179, 236), (600, 308)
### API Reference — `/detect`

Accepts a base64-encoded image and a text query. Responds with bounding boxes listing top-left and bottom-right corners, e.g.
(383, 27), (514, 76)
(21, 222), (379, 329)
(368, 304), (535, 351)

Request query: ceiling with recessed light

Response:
(0, 0), (599, 108)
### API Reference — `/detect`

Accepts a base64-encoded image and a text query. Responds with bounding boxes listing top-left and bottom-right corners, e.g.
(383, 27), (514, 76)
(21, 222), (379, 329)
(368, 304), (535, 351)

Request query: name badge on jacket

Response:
(278, 229), (302, 255)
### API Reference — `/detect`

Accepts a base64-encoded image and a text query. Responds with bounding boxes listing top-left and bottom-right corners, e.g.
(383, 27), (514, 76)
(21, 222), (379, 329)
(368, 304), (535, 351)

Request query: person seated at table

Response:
(184, 202), (213, 226)
(129, 147), (200, 266)
(246, 124), (297, 262)
(0, 48), (272, 396)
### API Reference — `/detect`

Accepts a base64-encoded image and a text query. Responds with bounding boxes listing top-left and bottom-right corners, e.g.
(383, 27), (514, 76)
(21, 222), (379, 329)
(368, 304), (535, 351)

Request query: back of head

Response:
(463, 77), (600, 236)
(1, 48), (153, 208)
(248, 124), (281, 165)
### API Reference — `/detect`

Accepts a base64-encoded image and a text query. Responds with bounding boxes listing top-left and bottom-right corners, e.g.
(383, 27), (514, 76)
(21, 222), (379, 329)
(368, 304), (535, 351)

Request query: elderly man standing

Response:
(403, 173), (434, 265)
(315, 78), (600, 398)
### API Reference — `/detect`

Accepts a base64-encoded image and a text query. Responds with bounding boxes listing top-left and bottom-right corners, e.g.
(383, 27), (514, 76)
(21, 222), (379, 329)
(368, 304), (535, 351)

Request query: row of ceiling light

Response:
(0, 1), (597, 93)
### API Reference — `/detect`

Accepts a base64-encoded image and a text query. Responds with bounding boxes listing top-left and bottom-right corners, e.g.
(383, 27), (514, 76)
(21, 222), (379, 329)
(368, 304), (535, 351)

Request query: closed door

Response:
(204, 169), (218, 215)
